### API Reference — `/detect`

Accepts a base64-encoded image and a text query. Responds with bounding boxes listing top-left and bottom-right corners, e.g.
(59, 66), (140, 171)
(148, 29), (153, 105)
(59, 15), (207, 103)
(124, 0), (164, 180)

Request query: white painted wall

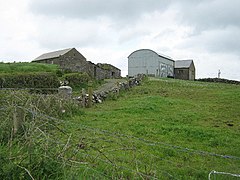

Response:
(128, 49), (174, 77)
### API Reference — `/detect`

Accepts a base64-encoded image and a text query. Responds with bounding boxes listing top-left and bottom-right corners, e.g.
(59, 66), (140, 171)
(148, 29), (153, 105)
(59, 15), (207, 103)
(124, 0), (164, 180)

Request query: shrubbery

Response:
(63, 72), (90, 88)
(0, 90), (80, 179)
(0, 72), (60, 89)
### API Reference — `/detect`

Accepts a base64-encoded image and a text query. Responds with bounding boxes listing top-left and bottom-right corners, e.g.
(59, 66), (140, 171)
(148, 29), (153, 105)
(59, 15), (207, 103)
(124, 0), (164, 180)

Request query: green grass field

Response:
(0, 62), (59, 73)
(1, 77), (239, 179)
(69, 78), (240, 179)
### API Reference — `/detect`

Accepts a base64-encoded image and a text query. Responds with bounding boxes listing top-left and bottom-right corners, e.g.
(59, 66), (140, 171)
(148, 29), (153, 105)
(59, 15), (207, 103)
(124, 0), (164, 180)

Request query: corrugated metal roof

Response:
(157, 52), (173, 61)
(128, 49), (174, 62)
(33, 48), (73, 61)
(175, 60), (193, 68)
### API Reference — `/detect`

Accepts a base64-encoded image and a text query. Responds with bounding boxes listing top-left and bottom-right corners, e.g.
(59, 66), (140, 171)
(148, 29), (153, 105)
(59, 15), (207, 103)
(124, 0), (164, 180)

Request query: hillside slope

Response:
(72, 78), (240, 179)
(1, 77), (239, 179)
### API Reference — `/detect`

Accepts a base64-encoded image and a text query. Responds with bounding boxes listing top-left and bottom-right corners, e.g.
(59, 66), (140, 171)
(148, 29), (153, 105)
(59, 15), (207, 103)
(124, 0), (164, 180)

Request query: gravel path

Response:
(94, 79), (127, 94)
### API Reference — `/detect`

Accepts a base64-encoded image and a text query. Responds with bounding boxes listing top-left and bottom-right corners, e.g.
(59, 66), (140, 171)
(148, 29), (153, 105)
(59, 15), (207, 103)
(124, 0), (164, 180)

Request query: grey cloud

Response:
(206, 27), (240, 54)
(29, 0), (240, 57)
(37, 30), (112, 50)
(177, 26), (240, 55)
(118, 29), (149, 44)
(29, 0), (172, 21)
(176, 0), (240, 31)
(173, 0), (240, 56)
(34, 17), (114, 50)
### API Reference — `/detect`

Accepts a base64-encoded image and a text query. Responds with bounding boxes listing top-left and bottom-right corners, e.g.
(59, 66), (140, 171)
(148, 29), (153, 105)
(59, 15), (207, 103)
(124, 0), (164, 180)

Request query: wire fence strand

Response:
(1, 105), (240, 179)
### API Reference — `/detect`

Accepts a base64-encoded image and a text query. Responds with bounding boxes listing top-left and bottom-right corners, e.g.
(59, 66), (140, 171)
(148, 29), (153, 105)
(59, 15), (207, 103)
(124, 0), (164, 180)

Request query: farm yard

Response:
(0, 63), (240, 179)
(2, 0), (240, 178)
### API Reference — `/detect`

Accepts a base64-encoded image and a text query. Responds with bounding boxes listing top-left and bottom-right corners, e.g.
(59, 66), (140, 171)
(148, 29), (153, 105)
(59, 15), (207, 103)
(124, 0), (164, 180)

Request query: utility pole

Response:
(218, 69), (221, 78)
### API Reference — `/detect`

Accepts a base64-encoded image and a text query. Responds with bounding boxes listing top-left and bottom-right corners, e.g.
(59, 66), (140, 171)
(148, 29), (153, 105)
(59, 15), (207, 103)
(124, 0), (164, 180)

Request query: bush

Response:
(63, 72), (91, 88)
(0, 72), (60, 89)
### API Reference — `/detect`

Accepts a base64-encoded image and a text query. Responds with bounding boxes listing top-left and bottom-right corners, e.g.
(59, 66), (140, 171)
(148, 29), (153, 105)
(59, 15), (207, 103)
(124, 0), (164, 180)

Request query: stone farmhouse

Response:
(128, 49), (195, 80)
(32, 48), (121, 80)
(174, 60), (195, 80)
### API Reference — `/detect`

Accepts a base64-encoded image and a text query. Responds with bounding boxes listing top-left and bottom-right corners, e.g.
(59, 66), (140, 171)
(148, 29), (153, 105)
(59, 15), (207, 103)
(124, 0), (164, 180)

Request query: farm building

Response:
(128, 49), (174, 77)
(97, 63), (121, 79)
(174, 60), (195, 80)
(33, 48), (121, 80)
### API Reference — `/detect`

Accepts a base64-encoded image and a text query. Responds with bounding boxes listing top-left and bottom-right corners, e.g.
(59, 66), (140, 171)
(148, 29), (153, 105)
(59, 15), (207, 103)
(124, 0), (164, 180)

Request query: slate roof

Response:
(33, 48), (73, 61)
(175, 60), (193, 68)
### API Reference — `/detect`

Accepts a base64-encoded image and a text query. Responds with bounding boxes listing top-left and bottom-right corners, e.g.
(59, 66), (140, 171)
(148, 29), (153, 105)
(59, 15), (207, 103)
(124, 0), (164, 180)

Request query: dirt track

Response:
(94, 79), (127, 94)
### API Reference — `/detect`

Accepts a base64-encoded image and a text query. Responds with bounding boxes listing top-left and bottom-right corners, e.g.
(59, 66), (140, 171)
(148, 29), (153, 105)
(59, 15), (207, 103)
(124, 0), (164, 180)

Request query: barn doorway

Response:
(112, 71), (115, 78)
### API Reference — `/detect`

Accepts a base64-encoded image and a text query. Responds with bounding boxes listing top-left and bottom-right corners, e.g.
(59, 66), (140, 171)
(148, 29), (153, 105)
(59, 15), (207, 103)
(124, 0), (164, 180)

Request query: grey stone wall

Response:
(174, 68), (189, 80)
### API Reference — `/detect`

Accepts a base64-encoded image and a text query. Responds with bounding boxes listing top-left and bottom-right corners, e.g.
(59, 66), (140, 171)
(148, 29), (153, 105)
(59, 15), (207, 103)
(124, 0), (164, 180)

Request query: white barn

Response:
(128, 49), (175, 77)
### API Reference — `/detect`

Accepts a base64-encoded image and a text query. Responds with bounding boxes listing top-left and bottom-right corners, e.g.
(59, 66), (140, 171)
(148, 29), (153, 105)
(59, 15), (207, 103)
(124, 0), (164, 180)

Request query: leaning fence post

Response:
(116, 81), (120, 96)
(88, 81), (93, 108)
(13, 107), (24, 136)
(82, 88), (86, 108)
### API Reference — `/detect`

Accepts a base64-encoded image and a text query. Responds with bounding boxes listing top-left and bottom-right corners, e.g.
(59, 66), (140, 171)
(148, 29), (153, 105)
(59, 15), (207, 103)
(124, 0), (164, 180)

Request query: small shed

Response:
(174, 60), (195, 80)
(97, 63), (121, 79)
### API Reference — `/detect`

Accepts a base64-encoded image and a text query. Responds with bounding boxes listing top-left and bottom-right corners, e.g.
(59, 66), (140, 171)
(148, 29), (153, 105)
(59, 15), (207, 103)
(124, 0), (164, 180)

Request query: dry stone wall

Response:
(72, 75), (144, 107)
(196, 78), (240, 85)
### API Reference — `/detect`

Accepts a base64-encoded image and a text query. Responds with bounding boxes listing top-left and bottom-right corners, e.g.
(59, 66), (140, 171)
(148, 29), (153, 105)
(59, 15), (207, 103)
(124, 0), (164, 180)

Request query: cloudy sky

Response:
(1, 0), (240, 80)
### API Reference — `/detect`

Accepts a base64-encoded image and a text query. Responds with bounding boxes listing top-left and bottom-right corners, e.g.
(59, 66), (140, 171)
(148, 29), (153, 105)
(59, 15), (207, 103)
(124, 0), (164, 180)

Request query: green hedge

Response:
(63, 72), (90, 88)
(0, 72), (60, 89)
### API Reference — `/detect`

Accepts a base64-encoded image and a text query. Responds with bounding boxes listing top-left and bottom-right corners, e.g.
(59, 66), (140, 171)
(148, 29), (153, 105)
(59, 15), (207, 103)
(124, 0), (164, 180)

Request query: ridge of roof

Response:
(33, 48), (73, 61)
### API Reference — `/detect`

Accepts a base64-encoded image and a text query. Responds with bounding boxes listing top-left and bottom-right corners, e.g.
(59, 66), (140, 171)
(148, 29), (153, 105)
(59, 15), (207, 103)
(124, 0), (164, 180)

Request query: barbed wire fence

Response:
(208, 170), (240, 180)
(0, 88), (240, 179)
(1, 103), (240, 179)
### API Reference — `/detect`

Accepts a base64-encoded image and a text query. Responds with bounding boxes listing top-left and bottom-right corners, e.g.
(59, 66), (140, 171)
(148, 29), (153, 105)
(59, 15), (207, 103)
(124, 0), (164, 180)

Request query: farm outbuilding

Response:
(174, 60), (195, 80)
(33, 48), (89, 72)
(128, 49), (174, 77)
(33, 48), (121, 80)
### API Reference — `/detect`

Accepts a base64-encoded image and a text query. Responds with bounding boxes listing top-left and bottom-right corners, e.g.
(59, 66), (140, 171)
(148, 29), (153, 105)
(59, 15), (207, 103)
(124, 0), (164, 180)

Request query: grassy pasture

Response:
(71, 78), (240, 179)
(1, 77), (239, 179)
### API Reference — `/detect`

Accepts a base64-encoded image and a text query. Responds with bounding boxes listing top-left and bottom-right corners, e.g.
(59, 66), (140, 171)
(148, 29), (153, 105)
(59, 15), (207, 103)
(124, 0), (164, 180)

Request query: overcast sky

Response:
(1, 0), (240, 80)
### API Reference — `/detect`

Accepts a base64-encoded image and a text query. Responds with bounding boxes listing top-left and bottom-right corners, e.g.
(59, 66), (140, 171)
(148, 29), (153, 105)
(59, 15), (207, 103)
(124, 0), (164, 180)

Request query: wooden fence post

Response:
(82, 88), (86, 108)
(13, 107), (24, 136)
(88, 81), (93, 108)
(116, 81), (120, 96)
